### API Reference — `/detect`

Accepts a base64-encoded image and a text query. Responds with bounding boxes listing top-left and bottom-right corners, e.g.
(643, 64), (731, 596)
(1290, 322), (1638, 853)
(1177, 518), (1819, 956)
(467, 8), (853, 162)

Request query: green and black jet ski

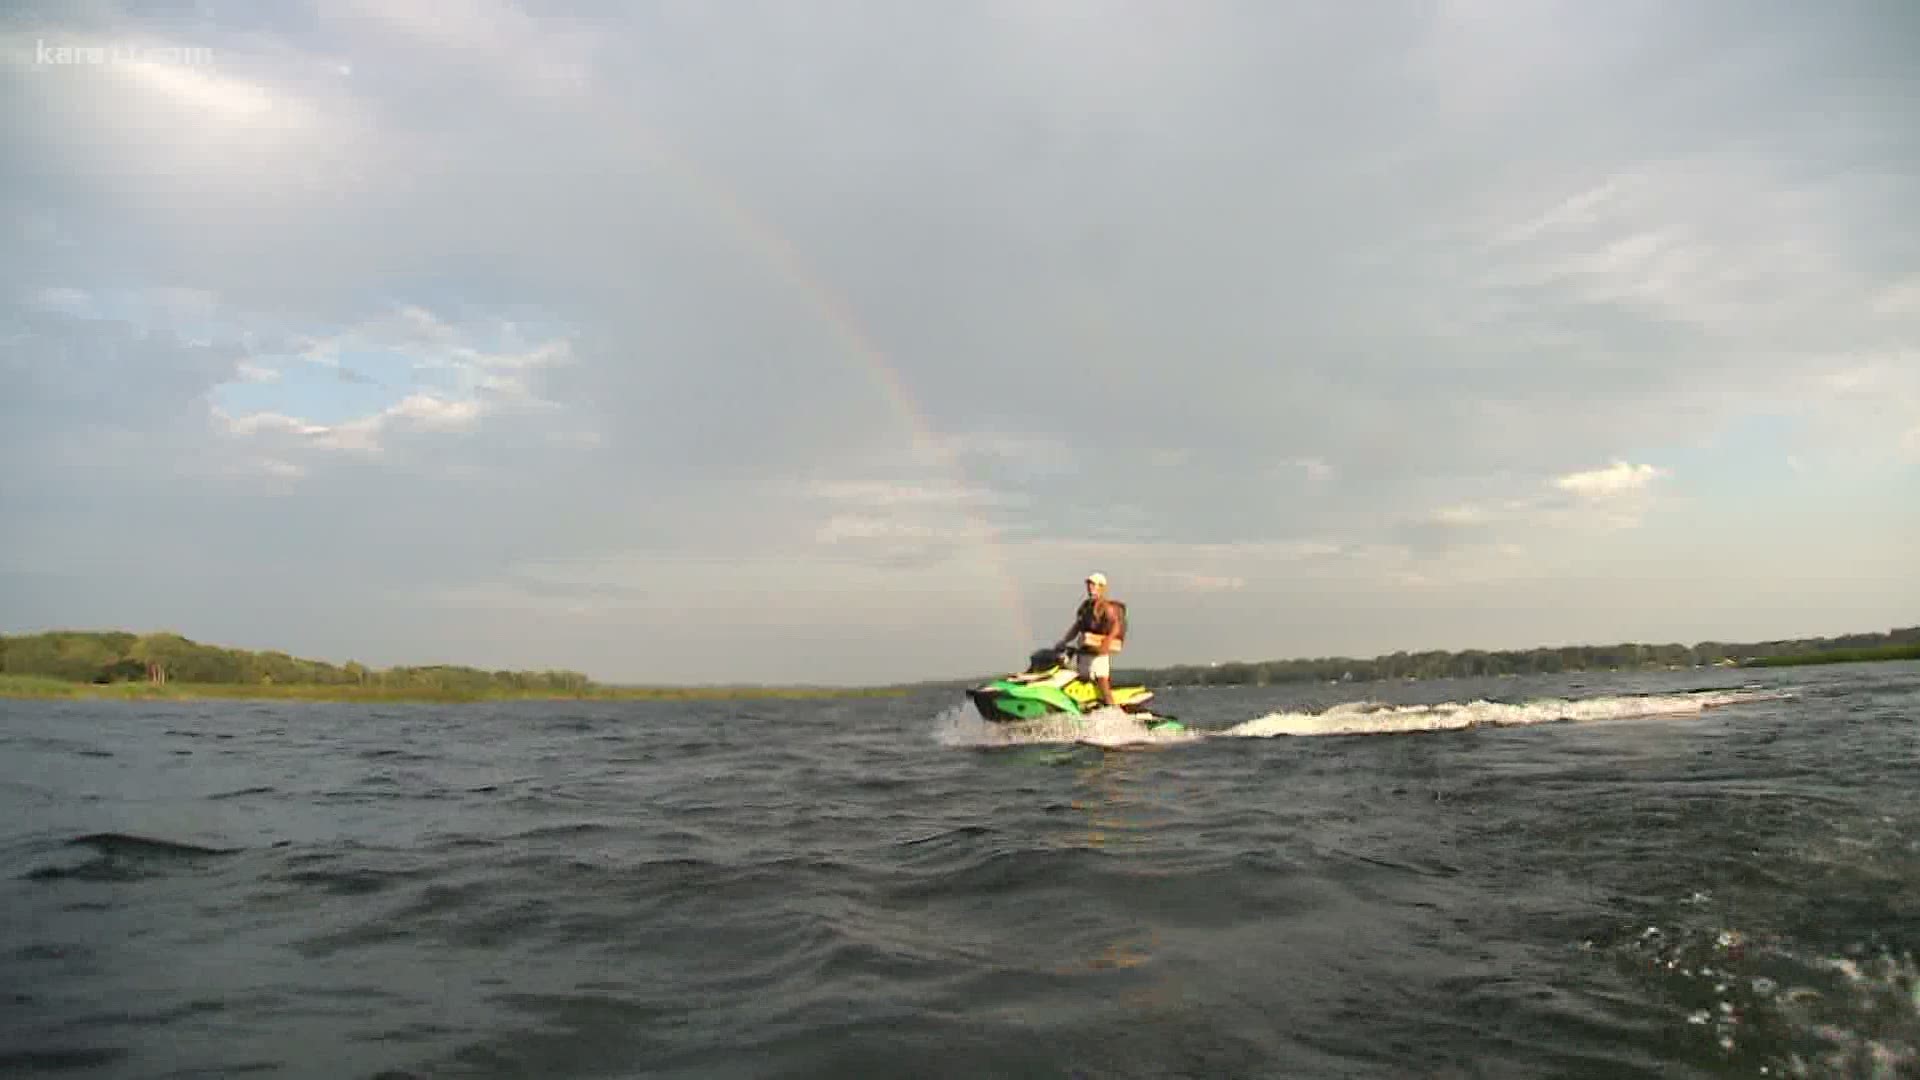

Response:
(967, 649), (1184, 733)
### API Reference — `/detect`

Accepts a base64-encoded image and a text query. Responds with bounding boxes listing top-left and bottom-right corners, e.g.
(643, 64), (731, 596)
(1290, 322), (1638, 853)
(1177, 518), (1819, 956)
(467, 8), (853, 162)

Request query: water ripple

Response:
(2, 663), (1916, 1076)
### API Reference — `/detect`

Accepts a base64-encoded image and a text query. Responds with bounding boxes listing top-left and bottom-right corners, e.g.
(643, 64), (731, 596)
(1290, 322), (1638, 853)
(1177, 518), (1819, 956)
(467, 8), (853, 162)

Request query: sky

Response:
(2, 1), (1916, 685)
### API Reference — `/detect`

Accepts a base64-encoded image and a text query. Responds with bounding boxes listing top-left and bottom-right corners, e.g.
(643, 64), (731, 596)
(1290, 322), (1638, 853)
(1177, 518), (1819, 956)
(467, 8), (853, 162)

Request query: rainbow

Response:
(618, 122), (1037, 652)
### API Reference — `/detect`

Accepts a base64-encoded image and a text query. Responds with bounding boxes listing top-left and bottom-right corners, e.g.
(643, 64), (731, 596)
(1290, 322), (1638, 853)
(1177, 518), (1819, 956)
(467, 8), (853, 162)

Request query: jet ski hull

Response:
(965, 651), (1183, 732)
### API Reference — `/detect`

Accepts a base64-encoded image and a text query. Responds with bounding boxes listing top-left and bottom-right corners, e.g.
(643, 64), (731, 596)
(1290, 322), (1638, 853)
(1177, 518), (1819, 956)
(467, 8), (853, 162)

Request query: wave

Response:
(933, 689), (1785, 748)
(1221, 689), (1783, 739)
(931, 705), (1199, 749)
(24, 833), (244, 883)
(1592, 915), (1920, 1074)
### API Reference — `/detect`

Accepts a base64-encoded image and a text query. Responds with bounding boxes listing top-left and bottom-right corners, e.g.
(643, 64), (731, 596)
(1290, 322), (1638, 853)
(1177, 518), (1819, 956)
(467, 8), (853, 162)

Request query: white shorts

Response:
(1075, 651), (1110, 680)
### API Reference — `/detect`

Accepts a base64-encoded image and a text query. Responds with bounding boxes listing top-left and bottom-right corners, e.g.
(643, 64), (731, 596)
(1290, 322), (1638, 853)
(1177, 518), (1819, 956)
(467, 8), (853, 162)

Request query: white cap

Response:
(1085, 572), (1107, 586)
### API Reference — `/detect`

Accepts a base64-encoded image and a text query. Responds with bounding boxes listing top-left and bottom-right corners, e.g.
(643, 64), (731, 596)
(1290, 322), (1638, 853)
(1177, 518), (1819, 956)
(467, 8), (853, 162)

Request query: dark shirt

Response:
(1075, 598), (1119, 636)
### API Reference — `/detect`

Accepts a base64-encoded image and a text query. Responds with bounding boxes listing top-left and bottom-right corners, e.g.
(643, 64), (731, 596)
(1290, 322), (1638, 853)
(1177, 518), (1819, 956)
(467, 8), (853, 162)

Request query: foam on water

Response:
(931, 704), (1200, 749)
(934, 689), (1785, 748)
(1221, 689), (1781, 739)
(1600, 914), (1920, 1074)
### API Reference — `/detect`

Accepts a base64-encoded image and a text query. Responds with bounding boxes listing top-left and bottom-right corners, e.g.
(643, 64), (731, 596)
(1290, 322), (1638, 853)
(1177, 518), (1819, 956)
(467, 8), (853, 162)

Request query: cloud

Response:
(1765, 352), (1920, 466)
(194, 299), (579, 456)
(217, 392), (490, 455)
(808, 480), (1022, 509)
(318, 0), (603, 100)
(1872, 277), (1920, 318)
(1288, 457), (1334, 482)
(1158, 573), (1248, 593)
(1394, 460), (1672, 555)
(217, 411), (328, 439)
(2, 25), (367, 208)
(386, 392), (484, 430)
(2, 1), (1915, 682)
(27, 286), (90, 313)
(813, 514), (995, 547)
(1553, 461), (1668, 499)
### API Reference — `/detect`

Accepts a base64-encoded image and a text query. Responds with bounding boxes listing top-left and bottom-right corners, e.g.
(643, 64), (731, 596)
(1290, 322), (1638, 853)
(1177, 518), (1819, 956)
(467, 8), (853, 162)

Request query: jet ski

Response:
(966, 648), (1184, 733)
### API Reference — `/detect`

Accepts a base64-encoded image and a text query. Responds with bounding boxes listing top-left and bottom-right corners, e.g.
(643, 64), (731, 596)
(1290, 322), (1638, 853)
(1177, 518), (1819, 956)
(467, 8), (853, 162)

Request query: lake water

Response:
(5, 661), (1917, 1078)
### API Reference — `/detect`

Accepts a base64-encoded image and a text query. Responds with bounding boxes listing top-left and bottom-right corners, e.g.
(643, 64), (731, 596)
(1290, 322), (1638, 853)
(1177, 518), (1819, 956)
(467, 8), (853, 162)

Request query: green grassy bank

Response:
(0, 672), (905, 704)
(0, 629), (912, 704)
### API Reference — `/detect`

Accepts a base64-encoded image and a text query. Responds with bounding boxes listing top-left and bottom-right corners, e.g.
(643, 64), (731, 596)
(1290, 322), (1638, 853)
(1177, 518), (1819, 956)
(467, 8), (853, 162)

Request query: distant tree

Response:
(1105, 625), (1920, 688)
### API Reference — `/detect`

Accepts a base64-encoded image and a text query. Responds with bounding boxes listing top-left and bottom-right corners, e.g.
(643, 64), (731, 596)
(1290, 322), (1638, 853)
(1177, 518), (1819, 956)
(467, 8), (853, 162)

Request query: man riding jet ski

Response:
(965, 573), (1184, 732)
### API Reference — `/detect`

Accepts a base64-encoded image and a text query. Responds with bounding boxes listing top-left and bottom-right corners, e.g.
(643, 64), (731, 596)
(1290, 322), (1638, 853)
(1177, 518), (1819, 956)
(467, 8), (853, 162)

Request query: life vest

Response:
(1077, 598), (1127, 641)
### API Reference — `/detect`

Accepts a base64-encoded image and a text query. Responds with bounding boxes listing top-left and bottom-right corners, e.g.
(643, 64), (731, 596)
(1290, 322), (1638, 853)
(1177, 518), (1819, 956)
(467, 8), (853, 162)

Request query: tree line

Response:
(6, 624), (1915, 696)
(0, 630), (593, 693)
(1111, 626), (1920, 687)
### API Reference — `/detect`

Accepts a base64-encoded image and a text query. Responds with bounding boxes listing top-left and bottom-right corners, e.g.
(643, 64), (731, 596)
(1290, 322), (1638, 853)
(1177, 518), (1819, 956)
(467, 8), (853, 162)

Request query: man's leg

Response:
(1093, 654), (1114, 708)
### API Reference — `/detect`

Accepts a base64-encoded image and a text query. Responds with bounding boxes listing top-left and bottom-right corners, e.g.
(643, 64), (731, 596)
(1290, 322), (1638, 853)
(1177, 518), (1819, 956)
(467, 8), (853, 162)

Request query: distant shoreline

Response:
(0, 673), (906, 704)
(2, 626), (1916, 705)
(0, 629), (920, 704)
(1737, 643), (1920, 668)
(1107, 629), (1920, 688)
(7, 649), (1916, 706)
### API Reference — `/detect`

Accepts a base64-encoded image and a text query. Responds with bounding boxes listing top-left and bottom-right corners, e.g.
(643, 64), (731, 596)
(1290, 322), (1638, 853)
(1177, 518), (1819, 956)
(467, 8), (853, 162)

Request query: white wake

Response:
(1220, 689), (1782, 739)
(931, 704), (1201, 749)
(933, 689), (1784, 748)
